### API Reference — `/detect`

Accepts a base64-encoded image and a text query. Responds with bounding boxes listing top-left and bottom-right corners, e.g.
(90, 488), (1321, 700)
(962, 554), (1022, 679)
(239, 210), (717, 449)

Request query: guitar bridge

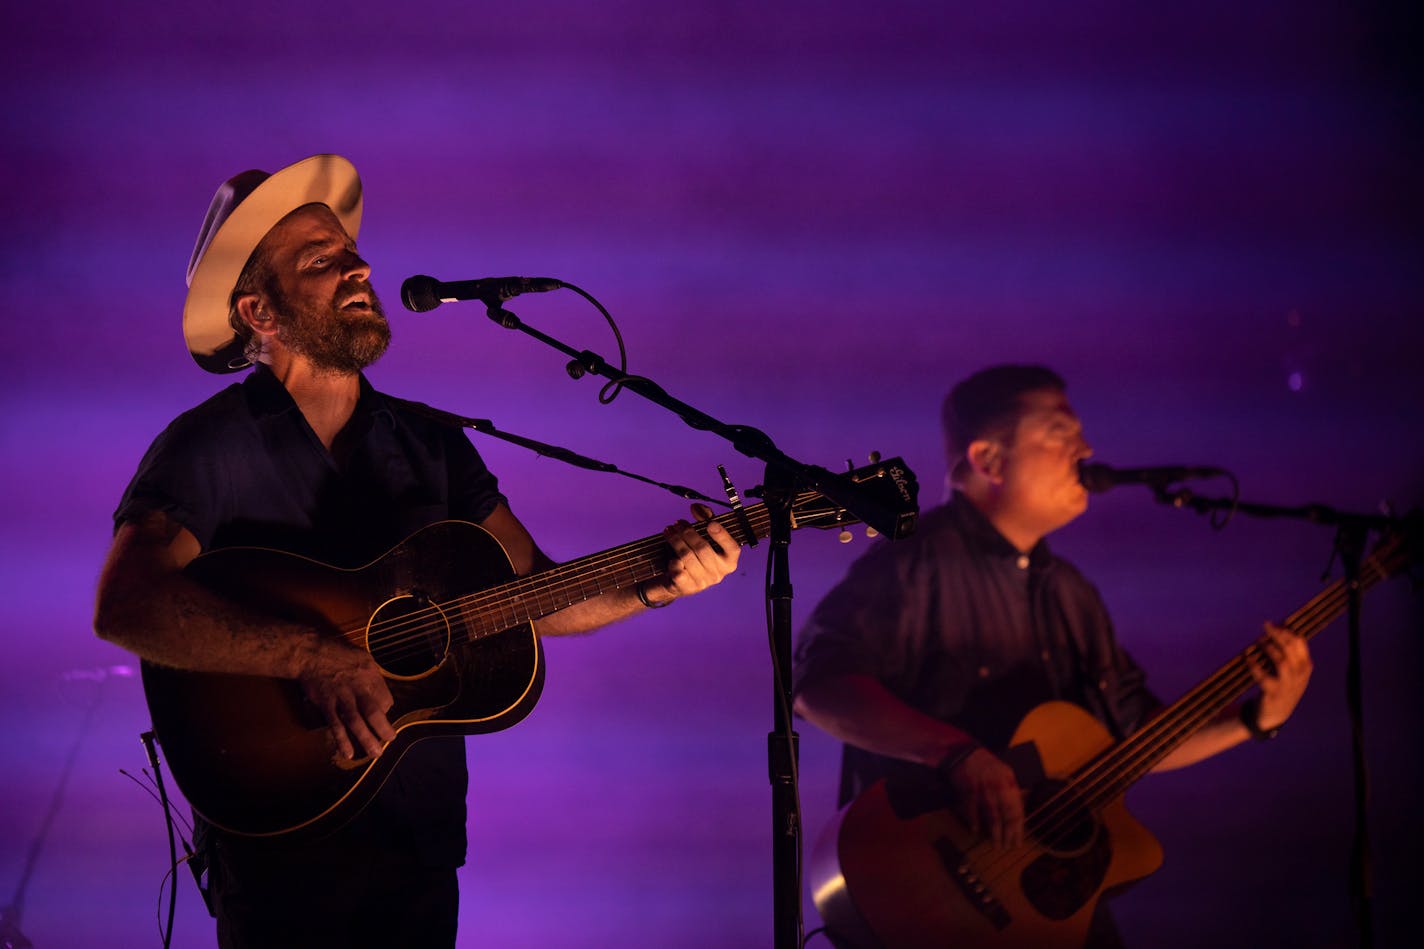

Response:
(932, 836), (1011, 931)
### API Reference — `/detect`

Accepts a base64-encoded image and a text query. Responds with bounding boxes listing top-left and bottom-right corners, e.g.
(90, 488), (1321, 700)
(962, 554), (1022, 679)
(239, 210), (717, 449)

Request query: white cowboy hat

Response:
(183, 154), (362, 373)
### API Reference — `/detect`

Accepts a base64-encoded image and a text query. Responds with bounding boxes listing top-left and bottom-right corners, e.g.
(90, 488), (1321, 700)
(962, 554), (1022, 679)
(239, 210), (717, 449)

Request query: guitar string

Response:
(355, 485), (846, 667)
(338, 529), (722, 662)
(325, 491), (839, 668)
(351, 476), (871, 661)
(972, 544), (1396, 886)
(969, 556), (1380, 889)
(970, 541), (1399, 889)
(1023, 538), (1400, 850)
(965, 538), (1402, 891)
(340, 506), (772, 663)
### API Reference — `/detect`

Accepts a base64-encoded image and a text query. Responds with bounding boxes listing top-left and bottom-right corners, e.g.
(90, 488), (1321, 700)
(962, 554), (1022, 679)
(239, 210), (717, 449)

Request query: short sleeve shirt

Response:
(114, 364), (506, 865)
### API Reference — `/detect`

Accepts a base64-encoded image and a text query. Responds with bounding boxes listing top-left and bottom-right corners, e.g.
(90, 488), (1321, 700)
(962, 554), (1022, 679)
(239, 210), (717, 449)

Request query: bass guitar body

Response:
(810, 702), (1163, 949)
(141, 520), (545, 840)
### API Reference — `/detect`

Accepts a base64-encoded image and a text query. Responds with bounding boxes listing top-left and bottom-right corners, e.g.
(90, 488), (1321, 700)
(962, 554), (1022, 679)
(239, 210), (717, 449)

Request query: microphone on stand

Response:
(400, 274), (564, 312)
(1078, 461), (1227, 494)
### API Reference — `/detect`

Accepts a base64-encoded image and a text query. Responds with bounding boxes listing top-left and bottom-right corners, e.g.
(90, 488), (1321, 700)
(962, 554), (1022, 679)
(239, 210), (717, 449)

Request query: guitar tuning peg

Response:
(838, 529), (853, 544)
(868, 450), (881, 464)
(845, 458), (854, 473)
(865, 527), (879, 539)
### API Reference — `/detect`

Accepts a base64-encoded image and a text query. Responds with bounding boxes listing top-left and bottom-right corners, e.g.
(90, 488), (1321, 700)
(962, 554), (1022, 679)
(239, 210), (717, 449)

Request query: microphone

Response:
(400, 274), (564, 312)
(1078, 461), (1227, 494)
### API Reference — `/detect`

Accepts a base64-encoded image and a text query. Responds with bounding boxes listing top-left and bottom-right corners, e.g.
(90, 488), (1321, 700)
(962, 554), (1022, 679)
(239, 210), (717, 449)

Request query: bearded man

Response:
(94, 155), (739, 948)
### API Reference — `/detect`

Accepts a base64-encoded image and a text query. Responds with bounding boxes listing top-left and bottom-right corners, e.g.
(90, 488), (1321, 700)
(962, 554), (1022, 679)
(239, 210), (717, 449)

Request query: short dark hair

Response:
(942, 364), (1066, 474)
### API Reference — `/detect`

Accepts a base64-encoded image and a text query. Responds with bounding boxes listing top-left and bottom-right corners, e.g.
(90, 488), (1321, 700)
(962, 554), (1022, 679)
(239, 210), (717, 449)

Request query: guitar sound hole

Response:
(1019, 779), (1112, 921)
(367, 593), (451, 678)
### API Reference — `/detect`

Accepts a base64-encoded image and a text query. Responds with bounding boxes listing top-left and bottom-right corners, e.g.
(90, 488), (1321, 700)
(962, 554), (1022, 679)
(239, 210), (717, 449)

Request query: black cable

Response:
(556, 282), (628, 398)
(1208, 470), (1240, 531)
(119, 768), (197, 840)
(140, 732), (178, 949)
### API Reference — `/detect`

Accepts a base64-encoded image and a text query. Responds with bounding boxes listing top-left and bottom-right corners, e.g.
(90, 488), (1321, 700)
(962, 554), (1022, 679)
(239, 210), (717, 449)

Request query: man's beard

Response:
(271, 279), (392, 374)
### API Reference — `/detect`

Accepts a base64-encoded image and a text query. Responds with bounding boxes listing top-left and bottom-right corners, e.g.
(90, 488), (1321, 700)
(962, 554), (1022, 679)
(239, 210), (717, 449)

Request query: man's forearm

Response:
(535, 585), (643, 637)
(95, 567), (322, 678)
(794, 673), (978, 767)
(1151, 706), (1250, 772)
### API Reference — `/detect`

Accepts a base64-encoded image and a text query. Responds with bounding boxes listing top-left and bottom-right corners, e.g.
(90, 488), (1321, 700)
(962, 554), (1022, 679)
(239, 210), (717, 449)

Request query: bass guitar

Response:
(143, 458), (917, 840)
(809, 522), (1416, 948)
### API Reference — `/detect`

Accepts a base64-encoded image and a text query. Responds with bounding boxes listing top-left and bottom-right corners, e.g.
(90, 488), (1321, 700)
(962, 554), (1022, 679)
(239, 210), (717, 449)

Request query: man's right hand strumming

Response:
(298, 640), (398, 760)
(943, 746), (1026, 849)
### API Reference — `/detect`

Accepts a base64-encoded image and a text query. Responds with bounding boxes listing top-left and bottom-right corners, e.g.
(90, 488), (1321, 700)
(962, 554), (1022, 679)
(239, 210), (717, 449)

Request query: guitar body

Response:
(141, 520), (545, 840)
(810, 701), (1164, 949)
(133, 458), (921, 840)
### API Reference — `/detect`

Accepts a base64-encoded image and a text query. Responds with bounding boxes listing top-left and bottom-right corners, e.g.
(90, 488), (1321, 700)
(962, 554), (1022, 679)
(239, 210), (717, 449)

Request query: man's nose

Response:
(341, 252), (371, 281)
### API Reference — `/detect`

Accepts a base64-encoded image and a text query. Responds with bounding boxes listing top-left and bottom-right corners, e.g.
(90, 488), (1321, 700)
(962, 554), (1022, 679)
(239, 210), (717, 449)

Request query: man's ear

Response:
(966, 439), (1005, 482)
(234, 293), (278, 338)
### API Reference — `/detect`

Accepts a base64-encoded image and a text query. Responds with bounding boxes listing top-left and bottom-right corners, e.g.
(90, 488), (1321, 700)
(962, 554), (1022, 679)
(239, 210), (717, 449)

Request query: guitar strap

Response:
(393, 397), (728, 508)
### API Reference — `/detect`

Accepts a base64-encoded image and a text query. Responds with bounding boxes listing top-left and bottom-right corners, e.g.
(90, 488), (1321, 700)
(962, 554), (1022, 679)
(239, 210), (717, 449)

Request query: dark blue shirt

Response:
(115, 364), (505, 866)
(793, 492), (1160, 806)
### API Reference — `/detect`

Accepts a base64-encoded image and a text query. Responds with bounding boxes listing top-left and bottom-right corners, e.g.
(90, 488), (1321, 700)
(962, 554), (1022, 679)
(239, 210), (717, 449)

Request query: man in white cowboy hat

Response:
(93, 154), (740, 948)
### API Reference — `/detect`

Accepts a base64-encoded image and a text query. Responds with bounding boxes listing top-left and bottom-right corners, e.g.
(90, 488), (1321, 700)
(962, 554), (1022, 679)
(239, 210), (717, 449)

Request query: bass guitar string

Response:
(1022, 537), (1399, 856)
(965, 535), (1403, 893)
(974, 541), (1396, 887)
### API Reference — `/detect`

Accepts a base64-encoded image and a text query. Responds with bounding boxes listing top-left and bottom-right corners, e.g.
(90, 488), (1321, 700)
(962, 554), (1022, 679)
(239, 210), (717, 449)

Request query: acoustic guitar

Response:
(143, 458), (917, 840)
(810, 523), (1415, 948)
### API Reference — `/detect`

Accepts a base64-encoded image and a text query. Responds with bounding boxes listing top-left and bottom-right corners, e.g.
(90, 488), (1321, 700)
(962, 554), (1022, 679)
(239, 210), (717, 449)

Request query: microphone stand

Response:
(481, 303), (916, 949)
(1152, 486), (1401, 949)
(3, 672), (110, 949)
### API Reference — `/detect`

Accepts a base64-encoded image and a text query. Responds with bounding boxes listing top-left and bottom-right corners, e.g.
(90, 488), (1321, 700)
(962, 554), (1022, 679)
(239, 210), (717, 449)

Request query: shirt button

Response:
(978, 666), (990, 678)
(1016, 555), (1030, 570)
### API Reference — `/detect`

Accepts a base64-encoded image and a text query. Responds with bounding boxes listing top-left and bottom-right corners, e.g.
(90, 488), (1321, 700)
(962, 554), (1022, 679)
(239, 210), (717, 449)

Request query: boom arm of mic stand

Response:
(1153, 487), (1399, 532)
(487, 306), (916, 538)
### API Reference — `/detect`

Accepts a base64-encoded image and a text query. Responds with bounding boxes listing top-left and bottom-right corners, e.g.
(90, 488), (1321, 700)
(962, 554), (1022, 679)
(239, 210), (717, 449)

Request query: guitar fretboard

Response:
(1026, 529), (1410, 842)
(443, 500), (794, 640)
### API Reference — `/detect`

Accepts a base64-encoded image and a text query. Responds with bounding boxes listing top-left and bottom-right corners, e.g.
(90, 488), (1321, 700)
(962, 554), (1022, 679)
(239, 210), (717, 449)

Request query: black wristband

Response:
(1239, 696), (1281, 741)
(636, 580), (672, 609)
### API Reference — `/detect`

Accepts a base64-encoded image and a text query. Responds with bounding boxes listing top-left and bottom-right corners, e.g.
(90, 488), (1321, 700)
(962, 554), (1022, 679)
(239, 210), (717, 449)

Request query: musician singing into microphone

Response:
(792, 364), (1312, 948)
(92, 154), (740, 949)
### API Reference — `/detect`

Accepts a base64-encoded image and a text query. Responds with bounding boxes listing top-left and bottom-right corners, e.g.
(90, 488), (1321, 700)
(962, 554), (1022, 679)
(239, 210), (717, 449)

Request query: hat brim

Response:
(183, 154), (363, 373)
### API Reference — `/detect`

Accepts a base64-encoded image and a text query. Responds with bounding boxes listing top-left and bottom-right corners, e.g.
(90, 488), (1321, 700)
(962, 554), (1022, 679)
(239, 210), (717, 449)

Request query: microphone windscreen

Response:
(400, 275), (441, 312)
(1078, 462), (1114, 494)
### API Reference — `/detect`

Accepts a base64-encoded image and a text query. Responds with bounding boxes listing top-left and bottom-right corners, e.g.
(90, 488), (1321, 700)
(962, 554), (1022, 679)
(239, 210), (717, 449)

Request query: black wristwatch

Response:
(1239, 696), (1281, 741)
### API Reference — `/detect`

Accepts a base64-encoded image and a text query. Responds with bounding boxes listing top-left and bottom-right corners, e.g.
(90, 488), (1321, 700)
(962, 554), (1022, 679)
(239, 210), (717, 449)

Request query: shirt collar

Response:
(241, 363), (392, 426)
(947, 490), (1054, 571)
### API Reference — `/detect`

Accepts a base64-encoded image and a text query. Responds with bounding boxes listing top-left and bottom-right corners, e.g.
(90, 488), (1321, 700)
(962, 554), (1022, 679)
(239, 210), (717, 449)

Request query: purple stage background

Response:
(3, 2), (1421, 946)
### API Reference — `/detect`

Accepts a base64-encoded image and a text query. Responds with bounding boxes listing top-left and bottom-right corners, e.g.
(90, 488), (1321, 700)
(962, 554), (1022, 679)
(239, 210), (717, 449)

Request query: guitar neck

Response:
(445, 504), (778, 641)
(1067, 534), (1408, 814)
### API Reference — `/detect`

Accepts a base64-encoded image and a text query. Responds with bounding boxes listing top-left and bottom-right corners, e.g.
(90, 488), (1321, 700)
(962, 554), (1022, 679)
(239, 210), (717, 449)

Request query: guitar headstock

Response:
(781, 456), (920, 538)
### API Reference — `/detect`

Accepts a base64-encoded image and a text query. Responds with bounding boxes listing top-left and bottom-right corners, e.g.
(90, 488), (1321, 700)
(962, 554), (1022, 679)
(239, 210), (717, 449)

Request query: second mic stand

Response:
(1153, 486), (1400, 949)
